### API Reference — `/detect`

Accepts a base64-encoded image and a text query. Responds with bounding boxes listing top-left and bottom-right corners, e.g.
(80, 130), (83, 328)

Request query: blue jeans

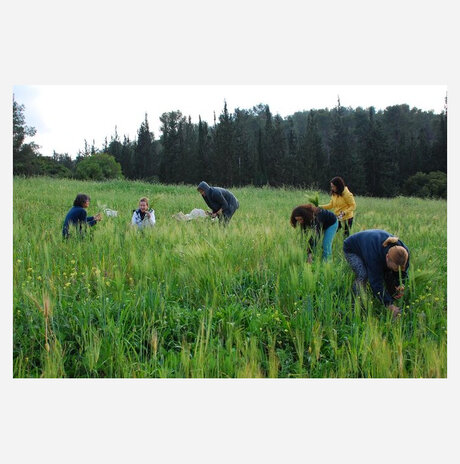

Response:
(322, 219), (338, 260)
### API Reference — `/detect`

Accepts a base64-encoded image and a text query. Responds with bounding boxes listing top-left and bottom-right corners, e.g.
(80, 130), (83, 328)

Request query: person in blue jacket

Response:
(290, 204), (338, 262)
(197, 181), (239, 225)
(343, 229), (410, 317)
(62, 193), (102, 238)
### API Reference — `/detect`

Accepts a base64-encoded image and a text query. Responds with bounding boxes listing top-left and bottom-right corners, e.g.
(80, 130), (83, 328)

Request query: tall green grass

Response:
(13, 177), (447, 377)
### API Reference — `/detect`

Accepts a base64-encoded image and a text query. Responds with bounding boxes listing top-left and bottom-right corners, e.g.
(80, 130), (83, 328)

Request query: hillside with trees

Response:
(13, 95), (447, 198)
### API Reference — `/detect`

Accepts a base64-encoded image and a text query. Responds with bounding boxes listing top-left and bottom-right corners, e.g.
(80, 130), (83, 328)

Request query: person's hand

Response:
(337, 212), (344, 220)
(145, 211), (151, 218)
(394, 285), (405, 299)
(205, 211), (212, 216)
(94, 213), (102, 221)
(388, 304), (401, 318)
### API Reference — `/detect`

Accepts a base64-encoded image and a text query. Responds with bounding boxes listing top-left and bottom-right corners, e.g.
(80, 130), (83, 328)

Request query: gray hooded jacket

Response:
(197, 181), (239, 218)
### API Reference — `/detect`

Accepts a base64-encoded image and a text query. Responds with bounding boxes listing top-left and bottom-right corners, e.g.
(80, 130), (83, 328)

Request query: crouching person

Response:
(62, 193), (102, 239)
(197, 181), (239, 225)
(132, 197), (156, 229)
(343, 229), (410, 317)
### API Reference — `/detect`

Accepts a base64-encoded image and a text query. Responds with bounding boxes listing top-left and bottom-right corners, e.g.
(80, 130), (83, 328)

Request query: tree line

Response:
(13, 96), (447, 198)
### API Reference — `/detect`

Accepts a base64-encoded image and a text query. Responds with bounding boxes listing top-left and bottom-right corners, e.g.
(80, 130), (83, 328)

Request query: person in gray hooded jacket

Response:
(197, 181), (239, 225)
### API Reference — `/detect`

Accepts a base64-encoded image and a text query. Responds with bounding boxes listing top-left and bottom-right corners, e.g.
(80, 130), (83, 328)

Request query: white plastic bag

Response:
(173, 208), (208, 221)
(104, 208), (118, 217)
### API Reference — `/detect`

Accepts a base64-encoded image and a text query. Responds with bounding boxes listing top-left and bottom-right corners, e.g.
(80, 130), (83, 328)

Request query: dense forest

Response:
(13, 96), (447, 197)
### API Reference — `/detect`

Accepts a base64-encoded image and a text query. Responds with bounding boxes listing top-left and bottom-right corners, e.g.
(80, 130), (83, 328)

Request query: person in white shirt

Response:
(131, 197), (156, 229)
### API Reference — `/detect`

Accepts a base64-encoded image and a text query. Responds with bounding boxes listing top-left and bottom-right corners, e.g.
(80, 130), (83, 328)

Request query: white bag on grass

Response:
(173, 208), (209, 221)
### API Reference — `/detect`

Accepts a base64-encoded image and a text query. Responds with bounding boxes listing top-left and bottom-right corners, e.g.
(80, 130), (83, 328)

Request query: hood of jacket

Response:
(197, 181), (211, 195)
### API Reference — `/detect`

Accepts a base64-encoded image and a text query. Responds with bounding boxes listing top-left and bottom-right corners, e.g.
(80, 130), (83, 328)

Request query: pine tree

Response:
(214, 101), (234, 186)
(430, 97), (447, 173)
(329, 98), (352, 183)
(233, 109), (254, 185)
(363, 107), (395, 196)
(299, 110), (326, 188)
(159, 111), (185, 183)
(134, 114), (156, 179)
(121, 136), (135, 179)
(282, 116), (299, 185)
(196, 116), (211, 183)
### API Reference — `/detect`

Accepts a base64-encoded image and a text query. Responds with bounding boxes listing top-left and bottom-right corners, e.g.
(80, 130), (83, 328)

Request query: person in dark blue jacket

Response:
(290, 204), (338, 262)
(343, 229), (410, 317)
(62, 193), (102, 238)
(197, 181), (239, 225)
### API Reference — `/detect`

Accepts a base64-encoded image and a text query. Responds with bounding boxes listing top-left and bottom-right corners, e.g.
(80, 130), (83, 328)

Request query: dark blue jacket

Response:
(62, 206), (97, 238)
(197, 181), (239, 218)
(343, 229), (410, 305)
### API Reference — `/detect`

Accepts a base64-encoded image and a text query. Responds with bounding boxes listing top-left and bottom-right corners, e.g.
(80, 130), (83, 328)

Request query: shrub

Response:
(403, 171), (446, 199)
(76, 153), (123, 180)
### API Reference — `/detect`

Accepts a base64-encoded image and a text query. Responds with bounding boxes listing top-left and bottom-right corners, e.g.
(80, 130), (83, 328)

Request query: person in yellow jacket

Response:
(319, 176), (356, 237)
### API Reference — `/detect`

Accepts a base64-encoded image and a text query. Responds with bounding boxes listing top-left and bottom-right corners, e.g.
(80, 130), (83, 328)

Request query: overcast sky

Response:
(13, 85), (447, 158)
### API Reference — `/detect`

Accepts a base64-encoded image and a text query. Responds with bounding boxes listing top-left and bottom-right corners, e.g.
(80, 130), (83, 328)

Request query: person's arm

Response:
(342, 190), (356, 215)
(319, 197), (333, 210)
(367, 263), (393, 306)
(305, 223), (320, 259)
(79, 209), (94, 227)
(212, 190), (228, 213)
(86, 209), (102, 226)
(392, 264), (409, 300)
(131, 211), (139, 226)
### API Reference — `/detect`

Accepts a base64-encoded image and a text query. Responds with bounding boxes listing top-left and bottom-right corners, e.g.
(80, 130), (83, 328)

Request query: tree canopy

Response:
(13, 96), (447, 198)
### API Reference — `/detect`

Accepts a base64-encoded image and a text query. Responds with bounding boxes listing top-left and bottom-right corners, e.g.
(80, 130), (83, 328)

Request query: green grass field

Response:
(12, 177), (447, 378)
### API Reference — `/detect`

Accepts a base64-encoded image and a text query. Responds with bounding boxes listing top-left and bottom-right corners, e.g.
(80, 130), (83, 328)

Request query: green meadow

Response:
(13, 177), (447, 378)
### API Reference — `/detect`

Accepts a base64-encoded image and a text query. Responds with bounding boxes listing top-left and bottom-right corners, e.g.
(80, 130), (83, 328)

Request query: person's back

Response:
(210, 186), (239, 212)
(62, 206), (88, 238)
(344, 229), (409, 267)
(343, 229), (389, 265)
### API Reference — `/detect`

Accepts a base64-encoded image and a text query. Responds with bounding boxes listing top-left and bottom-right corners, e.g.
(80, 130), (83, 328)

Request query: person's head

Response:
(384, 238), (409, 272)
(330, 176), (346, 195)
(139, 197), (149, 212)
(197, 181), (210, 197)
(74, 193), (90, 208)
(290, 204), (317, 229)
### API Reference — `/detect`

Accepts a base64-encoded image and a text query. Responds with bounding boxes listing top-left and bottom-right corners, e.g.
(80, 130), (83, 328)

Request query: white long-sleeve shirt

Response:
(131, 209), (156, 229)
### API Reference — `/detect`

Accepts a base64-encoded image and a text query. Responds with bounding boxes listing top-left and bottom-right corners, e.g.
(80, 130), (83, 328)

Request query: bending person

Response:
(290, 204), (338, 262)
(197, 181), (239, 225)
(320, 176), (356, 237)
(62, 193), (102, 239)
(343, 229), (410, 317)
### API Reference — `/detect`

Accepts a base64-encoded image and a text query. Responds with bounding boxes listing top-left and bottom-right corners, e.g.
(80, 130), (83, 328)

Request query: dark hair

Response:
(330, 176), (346, 195)
(73, 193), (90, 207)
(290, 204), (317, 230)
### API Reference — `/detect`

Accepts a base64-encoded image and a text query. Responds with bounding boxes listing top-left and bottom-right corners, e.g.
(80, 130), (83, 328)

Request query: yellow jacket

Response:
(319, 186), (356, 220)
